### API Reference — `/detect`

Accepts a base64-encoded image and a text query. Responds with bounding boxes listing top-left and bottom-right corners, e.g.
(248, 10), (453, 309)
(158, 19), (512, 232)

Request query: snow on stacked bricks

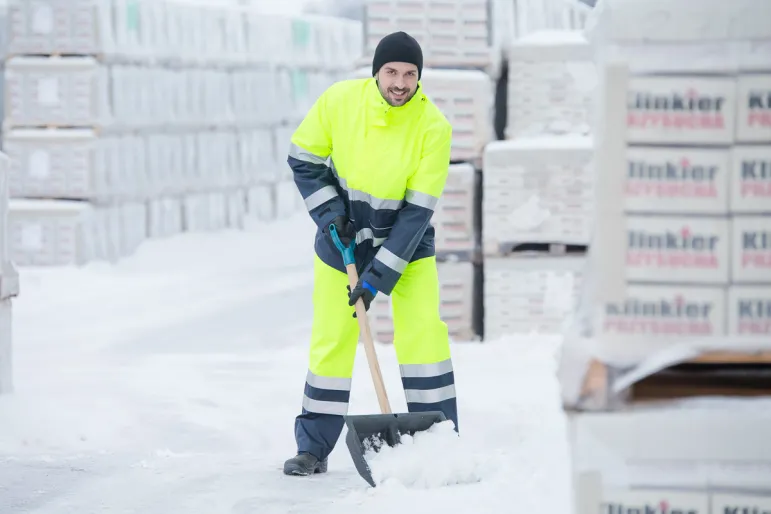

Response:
(363, 0), (492, 69)
(433, 163), (477, 259)
(484, 254), (584, 339)
(481, 135), (592, 338)
(482, 135), (593, 251)
(505, 30), (595, 139)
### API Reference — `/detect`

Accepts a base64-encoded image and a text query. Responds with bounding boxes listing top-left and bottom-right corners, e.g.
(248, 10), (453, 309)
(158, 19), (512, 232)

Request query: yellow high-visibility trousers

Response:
(294, 254), (458, 460)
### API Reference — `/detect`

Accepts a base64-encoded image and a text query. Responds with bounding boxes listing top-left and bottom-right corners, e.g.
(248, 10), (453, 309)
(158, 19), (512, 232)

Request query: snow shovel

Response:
(328, 224), (447, 488)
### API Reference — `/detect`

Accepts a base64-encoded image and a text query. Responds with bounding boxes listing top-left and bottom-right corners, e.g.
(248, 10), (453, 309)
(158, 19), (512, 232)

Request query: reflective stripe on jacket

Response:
(287, 77), (452, 295)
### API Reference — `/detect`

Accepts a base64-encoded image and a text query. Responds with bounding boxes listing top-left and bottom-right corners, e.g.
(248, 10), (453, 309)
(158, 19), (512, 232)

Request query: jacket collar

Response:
(366, 77), (426, 127)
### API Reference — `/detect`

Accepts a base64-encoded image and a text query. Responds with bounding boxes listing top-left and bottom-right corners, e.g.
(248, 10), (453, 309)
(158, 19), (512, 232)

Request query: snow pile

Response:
(363, 420), (490, 489)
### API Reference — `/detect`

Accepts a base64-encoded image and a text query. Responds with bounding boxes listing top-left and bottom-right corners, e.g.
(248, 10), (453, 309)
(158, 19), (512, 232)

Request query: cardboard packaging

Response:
(730, 146), (771, 213)
(728, 286), (771, 336)
(625, 147), (730, 214)
(735, 74), (771, 143)
(623, 215), (730, 285)
(731, 216), (771, 284)
(626, 76), (737, 145)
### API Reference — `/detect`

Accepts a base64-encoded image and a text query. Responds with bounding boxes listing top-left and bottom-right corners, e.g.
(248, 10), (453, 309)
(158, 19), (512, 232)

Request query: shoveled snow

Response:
(364, 420), (487, 489)
(0, 212), (574, 514)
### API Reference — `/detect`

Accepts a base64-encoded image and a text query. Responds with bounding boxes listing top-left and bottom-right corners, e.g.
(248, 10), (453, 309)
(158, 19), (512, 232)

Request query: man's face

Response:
(376, 62), (419, 107)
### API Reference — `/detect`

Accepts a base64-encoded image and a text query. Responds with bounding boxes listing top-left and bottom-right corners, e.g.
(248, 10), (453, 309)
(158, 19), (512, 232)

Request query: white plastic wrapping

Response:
(6, 199), (149, 265)
(6, 0), (111, 57)
(506, 30), (597, 139)
(146, 197), (183, 239)
(182, 192), (229, 233)
(225, 189), (247, 230)
(432, 163), (477, 257)
(585, 0), (771, 74)
(485, 255), (585, 339)
(364, 0), (492, 69)
(5, 0), (364, 68)
(2, 128), (105, 200)
(273, 180), (303, 220)
(1, 1), (363, 267)
(8, 199), (96, 266)
(482, 135), (594, 252)
(1, 128), (293, 206)
(245, 185), (275, 222)
(4, 56), (109, 128)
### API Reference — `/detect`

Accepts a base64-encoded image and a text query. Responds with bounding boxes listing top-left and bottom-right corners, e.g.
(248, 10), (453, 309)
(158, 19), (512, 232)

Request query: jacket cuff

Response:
(314, 200), (346, 231)
(362, 280), (378, 296)
(360, 264), (396, 296)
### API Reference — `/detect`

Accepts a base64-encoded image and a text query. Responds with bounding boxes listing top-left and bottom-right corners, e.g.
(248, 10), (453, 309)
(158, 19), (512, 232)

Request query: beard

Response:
(379, 84), (415, 106)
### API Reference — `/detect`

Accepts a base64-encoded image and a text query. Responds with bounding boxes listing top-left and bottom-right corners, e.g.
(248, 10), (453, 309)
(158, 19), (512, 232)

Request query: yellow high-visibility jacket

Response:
(287, 77), (452, 295)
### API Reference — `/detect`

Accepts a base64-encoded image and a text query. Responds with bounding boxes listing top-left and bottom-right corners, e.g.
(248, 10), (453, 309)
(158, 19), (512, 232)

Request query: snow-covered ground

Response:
(0, 213), (574, 514)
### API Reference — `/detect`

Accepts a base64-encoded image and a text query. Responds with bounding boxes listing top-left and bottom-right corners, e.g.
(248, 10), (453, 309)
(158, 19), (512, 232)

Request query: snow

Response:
(0, 212), (574, 513)
(364, 420), (487, 489)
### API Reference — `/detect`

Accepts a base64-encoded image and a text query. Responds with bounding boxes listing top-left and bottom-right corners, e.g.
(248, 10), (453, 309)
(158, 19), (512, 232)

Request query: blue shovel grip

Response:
(329, 223), (356, 266)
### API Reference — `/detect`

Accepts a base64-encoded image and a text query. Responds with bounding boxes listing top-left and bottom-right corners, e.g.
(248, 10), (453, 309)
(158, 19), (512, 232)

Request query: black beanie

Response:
(371, 31), (423, 80)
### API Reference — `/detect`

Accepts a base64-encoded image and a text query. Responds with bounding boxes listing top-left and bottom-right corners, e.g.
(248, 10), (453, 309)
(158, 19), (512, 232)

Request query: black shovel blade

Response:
(343, 411), (447, 487)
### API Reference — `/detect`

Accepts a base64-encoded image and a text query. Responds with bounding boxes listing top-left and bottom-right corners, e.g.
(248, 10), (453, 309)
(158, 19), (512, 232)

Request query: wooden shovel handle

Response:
(345, 263), (392, 415)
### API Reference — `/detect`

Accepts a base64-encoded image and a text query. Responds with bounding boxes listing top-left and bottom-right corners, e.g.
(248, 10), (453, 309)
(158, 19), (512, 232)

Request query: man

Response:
(283, 31), (459, 476)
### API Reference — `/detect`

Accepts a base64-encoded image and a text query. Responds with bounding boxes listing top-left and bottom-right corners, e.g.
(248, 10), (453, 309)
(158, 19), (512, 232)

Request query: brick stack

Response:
(482, 30), (596, 340)
(1, 0), (362, 266)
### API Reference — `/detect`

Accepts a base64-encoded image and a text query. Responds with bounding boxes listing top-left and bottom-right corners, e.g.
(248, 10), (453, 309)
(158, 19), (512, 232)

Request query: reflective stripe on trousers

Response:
(302, 370), (351, 416)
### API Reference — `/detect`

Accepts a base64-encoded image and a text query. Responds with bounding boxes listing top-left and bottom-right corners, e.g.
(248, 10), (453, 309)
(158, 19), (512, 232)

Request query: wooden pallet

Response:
(578, 351), (771, 410)
(485, 240), (589, 258)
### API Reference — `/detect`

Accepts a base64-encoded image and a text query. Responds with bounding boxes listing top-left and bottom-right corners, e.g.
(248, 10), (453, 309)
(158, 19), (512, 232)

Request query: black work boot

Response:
(283, 452), (328, 476)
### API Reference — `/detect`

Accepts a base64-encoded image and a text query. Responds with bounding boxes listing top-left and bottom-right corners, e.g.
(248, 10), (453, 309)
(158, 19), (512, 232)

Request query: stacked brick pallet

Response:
(356, 0), (497, 342)
(559, 0), (771, 511)
(561, 1), (771, 402)
(482, 30), (595, 340)
(1, 0), (361, 266)
(362, 0), (495, 72)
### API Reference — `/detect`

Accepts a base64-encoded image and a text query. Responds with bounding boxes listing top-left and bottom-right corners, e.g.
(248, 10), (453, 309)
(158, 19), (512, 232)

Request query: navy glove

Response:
(325, 215), (356, 246)
(347, 279), (377, 318)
